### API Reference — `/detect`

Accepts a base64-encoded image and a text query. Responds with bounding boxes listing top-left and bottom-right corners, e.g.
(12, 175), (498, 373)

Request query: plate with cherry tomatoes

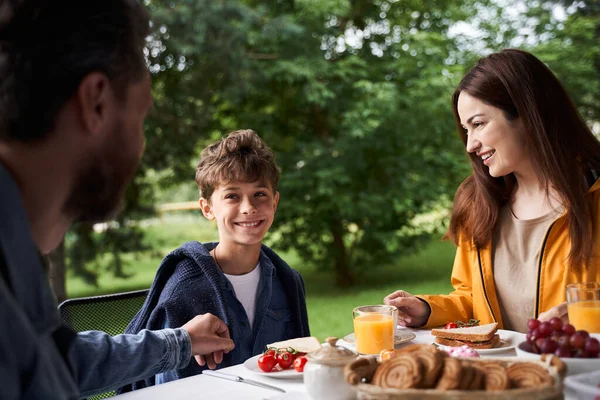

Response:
(243, 349), (307, 379)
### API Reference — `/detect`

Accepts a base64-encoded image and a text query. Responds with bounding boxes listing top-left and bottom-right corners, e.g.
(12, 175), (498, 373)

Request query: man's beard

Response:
(64, 130), (140, 223)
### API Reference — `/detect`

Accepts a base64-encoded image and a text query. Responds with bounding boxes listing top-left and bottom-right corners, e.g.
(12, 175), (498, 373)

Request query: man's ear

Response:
(76, 72), (114, 136)
(199, 197), (214, 220)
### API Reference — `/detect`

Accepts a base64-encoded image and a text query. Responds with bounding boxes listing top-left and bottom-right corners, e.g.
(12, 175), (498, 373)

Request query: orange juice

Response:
(353, 314), (394, 354)
(568, 300), (600, 333)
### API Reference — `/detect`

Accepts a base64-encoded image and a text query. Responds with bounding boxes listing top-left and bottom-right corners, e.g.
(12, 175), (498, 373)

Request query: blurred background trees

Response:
(47, 0), (600, 303)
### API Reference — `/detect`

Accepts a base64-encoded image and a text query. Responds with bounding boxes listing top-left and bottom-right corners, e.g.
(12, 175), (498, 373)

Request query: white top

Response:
(224, 263), (261, 328)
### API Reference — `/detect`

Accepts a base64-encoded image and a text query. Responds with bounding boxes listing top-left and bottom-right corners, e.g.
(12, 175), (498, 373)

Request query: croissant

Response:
(473, 362), (509, 391)
(372, 353), (424, 389)
(413, 349), (446, 388)
(435, 357), (463, 390)
(506, 363), (553, 389)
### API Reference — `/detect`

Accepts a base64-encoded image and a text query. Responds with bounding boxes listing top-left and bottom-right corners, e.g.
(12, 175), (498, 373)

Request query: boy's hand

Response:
(182, 314), (235, 369)
(384, 290), (431, 328)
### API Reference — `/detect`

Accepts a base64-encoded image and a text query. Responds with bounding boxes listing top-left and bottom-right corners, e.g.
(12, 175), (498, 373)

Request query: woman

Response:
(385, 49), (600, 333)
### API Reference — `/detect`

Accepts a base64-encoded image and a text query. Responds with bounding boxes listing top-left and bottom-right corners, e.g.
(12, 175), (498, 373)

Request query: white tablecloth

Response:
(111, 361), (307, 400)
(112, 328), (569, 400)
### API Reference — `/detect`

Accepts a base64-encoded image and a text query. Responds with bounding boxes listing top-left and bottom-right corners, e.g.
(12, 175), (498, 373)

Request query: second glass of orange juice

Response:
(352, 305), (397, 354)
(567, 282), (600, 333)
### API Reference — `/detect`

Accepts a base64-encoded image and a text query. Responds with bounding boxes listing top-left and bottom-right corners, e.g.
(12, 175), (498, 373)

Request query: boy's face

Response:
(200, 180), (279, 247)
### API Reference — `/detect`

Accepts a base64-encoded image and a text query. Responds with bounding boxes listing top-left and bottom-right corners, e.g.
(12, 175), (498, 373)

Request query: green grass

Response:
(67, 215), (455, 341)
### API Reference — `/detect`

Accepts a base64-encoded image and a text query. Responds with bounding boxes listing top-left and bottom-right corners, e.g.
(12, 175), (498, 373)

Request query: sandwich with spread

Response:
(431, 322), (500, 349)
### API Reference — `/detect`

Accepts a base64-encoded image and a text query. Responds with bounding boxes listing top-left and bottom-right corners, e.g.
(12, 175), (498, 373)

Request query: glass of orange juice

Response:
(352, 305), (397, 355)
(566, 282), (600, 333)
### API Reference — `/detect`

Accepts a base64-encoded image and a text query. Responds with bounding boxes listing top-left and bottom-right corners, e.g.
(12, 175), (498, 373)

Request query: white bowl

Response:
(515, 341), (600, 376)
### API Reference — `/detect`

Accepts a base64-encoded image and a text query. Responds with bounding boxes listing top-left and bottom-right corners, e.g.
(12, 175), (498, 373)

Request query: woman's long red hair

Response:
(447, 49), (600, 270)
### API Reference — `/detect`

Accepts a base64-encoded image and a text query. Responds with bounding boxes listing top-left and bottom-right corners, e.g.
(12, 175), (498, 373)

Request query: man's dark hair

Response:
(0, 0), (150, 142)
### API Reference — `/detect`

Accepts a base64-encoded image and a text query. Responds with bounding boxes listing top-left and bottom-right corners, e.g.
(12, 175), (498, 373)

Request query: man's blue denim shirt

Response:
(0, 164), (193, 399)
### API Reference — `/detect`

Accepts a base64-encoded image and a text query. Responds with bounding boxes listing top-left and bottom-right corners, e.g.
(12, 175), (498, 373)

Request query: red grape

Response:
(527, 318), (541, 331)
(557, 335), (570, 349)
(539, 338), (559, 354)
(574, 349), (592, 358)
(554, 347), (573, 358)
(551, 330), (568, 341)
(526, 330), (537, 344)
(538, 322), (553, 337)
(549, 317), (563, 332)
(576, 330), (590, 340)
(535, 337), (546, 353)
(562, 324), (576, 336)
(584, 337), (600, 357)
(570, 333), (587, 350)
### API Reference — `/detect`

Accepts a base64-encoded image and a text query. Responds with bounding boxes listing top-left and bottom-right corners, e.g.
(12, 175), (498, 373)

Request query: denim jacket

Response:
(118, 241), (310, 391)
(0, 164), (193, 399)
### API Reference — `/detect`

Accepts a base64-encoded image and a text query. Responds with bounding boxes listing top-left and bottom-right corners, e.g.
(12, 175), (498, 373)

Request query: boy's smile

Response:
(234, 219), (265, 228)
(200, 180), (279, 247)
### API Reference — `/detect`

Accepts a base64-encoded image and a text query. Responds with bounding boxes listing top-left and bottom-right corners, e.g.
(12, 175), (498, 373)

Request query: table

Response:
(112, 328), (575, 400)
(111, 361), (307, 400)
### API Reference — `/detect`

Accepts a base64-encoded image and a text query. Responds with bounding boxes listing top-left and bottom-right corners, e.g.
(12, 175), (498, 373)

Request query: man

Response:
(0, 1), (235, 399)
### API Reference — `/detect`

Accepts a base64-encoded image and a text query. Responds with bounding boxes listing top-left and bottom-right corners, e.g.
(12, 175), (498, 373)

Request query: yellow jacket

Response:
(419, 180), (600, 329)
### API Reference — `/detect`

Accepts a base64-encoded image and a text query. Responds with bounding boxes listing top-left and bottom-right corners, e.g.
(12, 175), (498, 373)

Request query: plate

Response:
(243, 354), (303, 379)
(341, 328), (416, 346)
(473, 329), (525, 354)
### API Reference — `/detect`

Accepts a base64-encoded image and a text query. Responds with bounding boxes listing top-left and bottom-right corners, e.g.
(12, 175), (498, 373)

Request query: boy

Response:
(120, 130), (310, 389)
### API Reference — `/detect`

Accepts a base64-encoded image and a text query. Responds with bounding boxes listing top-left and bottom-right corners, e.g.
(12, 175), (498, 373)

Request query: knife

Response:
(202, 370), (286, 393)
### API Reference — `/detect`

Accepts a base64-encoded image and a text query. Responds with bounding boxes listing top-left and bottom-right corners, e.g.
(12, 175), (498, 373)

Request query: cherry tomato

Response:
(294, 356), (308, 373)
(445, 322), (458, 329)
(276, 351), (294, 369)
(257, 354), (277, 372)
(263, 349), (276, 357)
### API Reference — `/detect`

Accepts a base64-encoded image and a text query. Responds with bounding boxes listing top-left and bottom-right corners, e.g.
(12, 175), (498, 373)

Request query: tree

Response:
(138, 0), (477, 286)
(532, 1), (600, 125)
(62, 0), (599, 292)
(450, 0), (599, 126)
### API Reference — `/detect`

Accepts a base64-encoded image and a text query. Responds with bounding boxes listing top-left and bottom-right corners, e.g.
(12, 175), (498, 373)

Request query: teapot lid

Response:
(306, 337), (357, 366)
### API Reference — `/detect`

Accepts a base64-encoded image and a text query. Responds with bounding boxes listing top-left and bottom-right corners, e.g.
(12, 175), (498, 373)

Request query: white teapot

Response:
(304, 337), (358, 400)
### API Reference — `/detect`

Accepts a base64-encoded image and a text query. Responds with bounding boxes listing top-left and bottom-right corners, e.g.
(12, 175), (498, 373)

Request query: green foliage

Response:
(145, 0), (474, 285)
(66, 0), (599, 288)
(533, 7), (600, 123)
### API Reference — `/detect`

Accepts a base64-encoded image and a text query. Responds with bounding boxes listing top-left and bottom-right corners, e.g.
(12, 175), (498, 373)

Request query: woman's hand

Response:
(538, 302), (569, 324)
(383, 290), (431, 328)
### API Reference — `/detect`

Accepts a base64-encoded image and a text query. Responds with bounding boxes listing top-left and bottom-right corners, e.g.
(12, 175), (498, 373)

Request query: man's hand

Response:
(383, 290), (431, 328)
(538, 302), (569, 324)
(181, 314), (235, 370)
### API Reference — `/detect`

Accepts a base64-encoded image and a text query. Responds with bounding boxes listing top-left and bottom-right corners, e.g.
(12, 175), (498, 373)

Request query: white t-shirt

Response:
(224, 263), (261, 329)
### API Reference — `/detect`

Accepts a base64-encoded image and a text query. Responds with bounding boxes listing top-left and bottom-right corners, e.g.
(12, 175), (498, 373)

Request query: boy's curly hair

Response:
(195, 129), (280, 200)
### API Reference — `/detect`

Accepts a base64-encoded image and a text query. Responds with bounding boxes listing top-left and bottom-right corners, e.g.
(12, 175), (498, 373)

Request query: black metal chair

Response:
(58, 289), (149, 399)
